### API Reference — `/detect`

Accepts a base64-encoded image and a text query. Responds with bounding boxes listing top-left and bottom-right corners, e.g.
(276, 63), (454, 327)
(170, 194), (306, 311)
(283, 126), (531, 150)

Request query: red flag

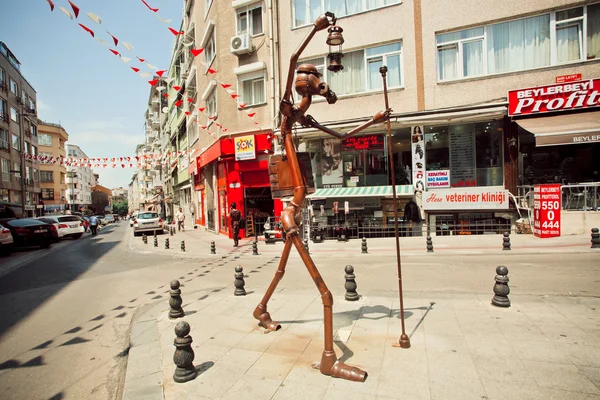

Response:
(156, 70), (166, 77)
(141, 0), (159, 12)
(221, 83), (231, 89)
(148, 79), (159, 86)
(230, 94), (239, 99)
(187, 98), (194, 103)
(121, 164), (126, 168)
(239, 103), (247, 109)
(79, 24), (95, 37)
(173, 85), (181, 91)
(131, 67), (140, 72)
(163, 93), (169, 98)
(169, 27), (184, 36)
(247, 112), (256, 117)
(174, 100), (183, 107)
(208, 115), (217, 120)
(119, 157), (123, 162)
(107, 32), (119, 46)
(200, 125), (207, 130)
(198, 107), (206, 112)
(109, 49), (120, 56)
(68, 0), (80, 18)
(46, 0), (55, 11)
(190, 48), (204, 57)
(137, 56), (145, 62)
(207, 68), (217, 74)
(222, 128), (228, 132)
(185, 111), (191, 115)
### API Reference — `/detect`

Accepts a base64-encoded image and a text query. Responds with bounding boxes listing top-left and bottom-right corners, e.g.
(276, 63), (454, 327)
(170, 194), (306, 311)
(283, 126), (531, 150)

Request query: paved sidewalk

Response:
(124, 285), (600, 400)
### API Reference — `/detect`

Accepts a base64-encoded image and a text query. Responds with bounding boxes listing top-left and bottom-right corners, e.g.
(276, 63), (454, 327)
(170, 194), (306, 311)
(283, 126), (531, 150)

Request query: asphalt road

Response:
(0, 223), (598, 400)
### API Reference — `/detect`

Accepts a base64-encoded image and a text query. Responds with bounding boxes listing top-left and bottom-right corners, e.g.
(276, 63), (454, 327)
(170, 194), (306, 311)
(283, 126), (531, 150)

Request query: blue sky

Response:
(1, 0), (182, 189)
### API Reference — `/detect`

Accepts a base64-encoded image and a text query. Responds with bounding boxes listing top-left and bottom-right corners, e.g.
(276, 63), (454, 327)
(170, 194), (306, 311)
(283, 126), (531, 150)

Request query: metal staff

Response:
(380, 65), (410, 349)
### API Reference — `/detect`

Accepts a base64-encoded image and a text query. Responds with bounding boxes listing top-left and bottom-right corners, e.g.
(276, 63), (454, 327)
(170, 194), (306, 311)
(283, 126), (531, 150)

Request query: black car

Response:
(5, 218), (54, 249)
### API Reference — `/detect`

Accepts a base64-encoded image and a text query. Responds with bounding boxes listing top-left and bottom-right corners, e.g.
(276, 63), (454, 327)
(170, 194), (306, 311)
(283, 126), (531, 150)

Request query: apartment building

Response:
(65, 143), (93, 213)
(38, 121), (68, 215)
(0, 42), (40, 218)
(128, 173), (140, 214)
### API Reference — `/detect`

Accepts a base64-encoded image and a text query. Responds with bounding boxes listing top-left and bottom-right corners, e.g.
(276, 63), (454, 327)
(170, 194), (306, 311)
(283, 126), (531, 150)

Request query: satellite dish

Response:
(162, 107), (168, 113)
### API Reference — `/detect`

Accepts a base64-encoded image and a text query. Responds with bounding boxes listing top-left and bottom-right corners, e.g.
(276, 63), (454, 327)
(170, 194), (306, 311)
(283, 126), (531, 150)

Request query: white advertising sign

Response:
(411, 126), (425, 192)
(423, 187), (509, 210)
(426, 170), (450, 188)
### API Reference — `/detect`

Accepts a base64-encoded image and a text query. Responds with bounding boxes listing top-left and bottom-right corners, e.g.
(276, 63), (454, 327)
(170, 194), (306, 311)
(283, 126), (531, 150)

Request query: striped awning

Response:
(307, 185), (414, 198)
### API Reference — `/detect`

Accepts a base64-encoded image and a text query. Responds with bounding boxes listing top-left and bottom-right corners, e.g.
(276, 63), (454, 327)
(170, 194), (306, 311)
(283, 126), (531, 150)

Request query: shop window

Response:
(475, 121), (503, 186)
(391, 128), (412, 185)
(425, 126), (450, 171)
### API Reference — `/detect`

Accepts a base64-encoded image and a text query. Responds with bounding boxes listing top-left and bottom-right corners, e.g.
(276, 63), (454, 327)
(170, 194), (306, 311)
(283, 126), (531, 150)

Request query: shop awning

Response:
(516, 111), (600, 147)
(307, 185), (414, 199)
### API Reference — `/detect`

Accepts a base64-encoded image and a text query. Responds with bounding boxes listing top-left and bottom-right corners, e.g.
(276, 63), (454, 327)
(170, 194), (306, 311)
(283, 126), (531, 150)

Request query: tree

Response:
(112, 201), (128, 216)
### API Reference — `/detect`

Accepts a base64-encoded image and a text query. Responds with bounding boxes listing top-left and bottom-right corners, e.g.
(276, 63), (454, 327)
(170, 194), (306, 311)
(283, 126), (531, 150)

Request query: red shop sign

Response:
(507, 78), (600, 116)
(342, 135), (384, 151)
(533, 184), (561, 238)
(556, 73), (582, 83)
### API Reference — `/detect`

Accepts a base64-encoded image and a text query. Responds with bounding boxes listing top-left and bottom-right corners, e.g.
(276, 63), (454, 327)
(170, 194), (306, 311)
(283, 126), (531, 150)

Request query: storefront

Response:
(193, 131), (280, 239)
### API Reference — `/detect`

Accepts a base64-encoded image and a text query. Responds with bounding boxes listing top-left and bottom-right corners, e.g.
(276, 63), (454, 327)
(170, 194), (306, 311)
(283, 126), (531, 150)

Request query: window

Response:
(39, 151), (53, 158)
(42, 188), (55, 200)
(12, 134), (20, 151)
(21, 90), (28, 106)
(437, 4), (600, 81)
(1, 158), (9, 181)
(38, 133), (52, 146)
(0, 129), (8, 150)
(0, 188), (8, 202)
(26, 166), (32, 180)
(32, 145), (37, 156)
(41, 171), (54, 183)
(205, 32), (216, 66)
(293, 0), (400, 28)
(12, 190), (22, 205)
(28, 98), (36, 113)
(188, 119), (199, 144)
(0, 98), (6, 121)
(30, 124), (37, 137)
(206, 89), (217, 123)
(205, 0), (213, 13)
(299, 42), (403, 97)
(239, 71), (265, 106)
(13, 162), (20, 178)
(33, 168), (38, 182)
(9, 78), (17, 95)
(237, 4), (264, 36)
(10, 107), (19, 124)
(0, 67), (5, 85)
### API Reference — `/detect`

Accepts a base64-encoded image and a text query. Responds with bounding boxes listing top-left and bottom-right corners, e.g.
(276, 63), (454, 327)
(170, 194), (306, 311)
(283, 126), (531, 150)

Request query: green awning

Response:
(307, 185), (414, 198)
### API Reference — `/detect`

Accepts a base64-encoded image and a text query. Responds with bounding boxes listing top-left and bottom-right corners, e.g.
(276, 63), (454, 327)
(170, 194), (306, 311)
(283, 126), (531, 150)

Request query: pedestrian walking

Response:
(176, 207), (185, 232)
(230, 202), (242, 247)
(89, 215), (99, 236)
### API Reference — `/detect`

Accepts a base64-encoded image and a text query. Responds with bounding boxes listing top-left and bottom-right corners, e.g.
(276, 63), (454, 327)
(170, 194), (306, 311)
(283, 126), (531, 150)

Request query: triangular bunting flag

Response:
(79, 23), (95, 37)
(46, 0), (55, 11)
(107, 32), (118, 46)
(68, 0), (80, 18)
(191, 48), (204, 57)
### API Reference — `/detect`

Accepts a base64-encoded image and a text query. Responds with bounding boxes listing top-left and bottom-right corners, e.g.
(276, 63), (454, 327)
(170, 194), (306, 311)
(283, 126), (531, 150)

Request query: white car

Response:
(133, 212), (164, 236)
(41, 215), (85, 239)
(129, 212), (139, 227)
(0, 223), (14, 255)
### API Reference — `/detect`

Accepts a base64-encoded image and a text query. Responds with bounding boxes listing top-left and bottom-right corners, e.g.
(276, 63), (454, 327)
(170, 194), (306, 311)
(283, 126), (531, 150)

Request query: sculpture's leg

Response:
(253, 238), (293, 331)
(288, 232), (367, 382)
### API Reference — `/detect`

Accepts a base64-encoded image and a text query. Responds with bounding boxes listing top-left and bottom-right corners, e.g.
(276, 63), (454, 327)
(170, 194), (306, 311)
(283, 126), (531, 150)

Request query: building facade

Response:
(38, 121), (68, 215)
(0, 42), (40, 218)
(65, 144), (93, 214)
(91, 184), (112, 215)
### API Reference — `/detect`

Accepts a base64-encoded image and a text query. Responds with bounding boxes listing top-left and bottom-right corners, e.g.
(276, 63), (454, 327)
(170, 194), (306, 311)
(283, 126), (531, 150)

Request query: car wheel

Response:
(73, 234), (83, 239)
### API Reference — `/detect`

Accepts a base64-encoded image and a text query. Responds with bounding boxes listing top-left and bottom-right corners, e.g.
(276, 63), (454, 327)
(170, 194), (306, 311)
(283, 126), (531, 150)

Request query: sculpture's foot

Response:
(255, 312), (281, 332)
(312, 350), (367, 382)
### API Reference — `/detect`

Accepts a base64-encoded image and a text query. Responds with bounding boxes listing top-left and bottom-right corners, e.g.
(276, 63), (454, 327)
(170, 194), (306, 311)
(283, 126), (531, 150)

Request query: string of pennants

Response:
(44, 0), (263, 134)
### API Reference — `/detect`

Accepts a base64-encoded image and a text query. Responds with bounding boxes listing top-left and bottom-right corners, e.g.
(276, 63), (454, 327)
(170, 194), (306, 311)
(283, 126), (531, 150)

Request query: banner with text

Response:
(423, 187), (509, 210)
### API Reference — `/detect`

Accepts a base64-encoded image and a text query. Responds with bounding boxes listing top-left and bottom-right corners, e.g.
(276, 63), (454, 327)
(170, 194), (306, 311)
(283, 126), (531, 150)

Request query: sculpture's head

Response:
(295, 64), (338, 104)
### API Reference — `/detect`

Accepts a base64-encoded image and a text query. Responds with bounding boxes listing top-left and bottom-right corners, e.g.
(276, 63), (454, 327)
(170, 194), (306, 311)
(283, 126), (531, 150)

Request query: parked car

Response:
(105, 214), (115, 224)
(0, 223), (15, 255)
(5, 219), (54, 249)
(133, 212), (164, 236)
(35, 218), (60, 242)
(40, 215), (85, 239)
(97, 215), (108, 226)
(129, 212), (139, 227)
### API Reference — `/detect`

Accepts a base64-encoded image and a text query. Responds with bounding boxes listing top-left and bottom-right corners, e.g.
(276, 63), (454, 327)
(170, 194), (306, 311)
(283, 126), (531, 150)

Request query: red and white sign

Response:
(426, 170), (450, 188)
(533, 184), (561, 238)
(556, 73), (582, 83)
(423, 187), (509, 211)
(508, 78), (600, 116)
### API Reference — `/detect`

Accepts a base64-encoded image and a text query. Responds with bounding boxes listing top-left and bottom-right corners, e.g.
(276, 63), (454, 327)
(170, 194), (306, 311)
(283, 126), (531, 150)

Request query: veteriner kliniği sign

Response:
(508, 78), (600, 116)
(423, 188), (509, 210)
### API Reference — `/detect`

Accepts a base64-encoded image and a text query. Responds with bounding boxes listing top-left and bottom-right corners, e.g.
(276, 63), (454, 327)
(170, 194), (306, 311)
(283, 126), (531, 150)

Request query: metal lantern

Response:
(326, 26), (345, 72)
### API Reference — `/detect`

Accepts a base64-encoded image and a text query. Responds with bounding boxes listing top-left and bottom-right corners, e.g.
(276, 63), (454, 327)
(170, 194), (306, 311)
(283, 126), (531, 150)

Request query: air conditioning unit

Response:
(230, 33), (253, 56)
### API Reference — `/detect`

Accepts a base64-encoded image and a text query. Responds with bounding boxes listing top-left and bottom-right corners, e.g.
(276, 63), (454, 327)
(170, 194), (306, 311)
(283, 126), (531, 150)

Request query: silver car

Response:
(133, 212), (164, 236)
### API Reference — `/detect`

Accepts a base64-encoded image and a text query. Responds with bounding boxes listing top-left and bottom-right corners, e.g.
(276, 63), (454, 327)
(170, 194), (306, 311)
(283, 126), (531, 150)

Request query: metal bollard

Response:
(210, 241), (216, 254)
(491, 266), (510, 307)
(303, 238), (309, 254)
(170, 226), (174, 236)
(154, 235), (158, 247)
(252, 241), (259, 255)
(173, 321), (197, 383)
(234, 266), (246, 296)
(426, 236), (434, 252)
(169, 280), (185, 319)
(344, 265), (360, 301)
(165, 238), (170, 249)
(502, 232), (511, 251)
(591, 228), (600, 249)
(181, 240), (186, 252)
(361, 237), (368, 254)
(143, 234), (147, 244)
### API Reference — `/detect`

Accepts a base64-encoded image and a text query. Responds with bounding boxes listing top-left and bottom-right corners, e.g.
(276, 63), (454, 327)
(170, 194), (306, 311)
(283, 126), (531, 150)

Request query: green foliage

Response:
(112, 201), (129, 216)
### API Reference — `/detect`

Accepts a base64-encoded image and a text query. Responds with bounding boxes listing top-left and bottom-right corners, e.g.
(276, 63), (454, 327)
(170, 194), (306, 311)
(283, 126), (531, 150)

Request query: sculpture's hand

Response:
(303, 114), (318, 128)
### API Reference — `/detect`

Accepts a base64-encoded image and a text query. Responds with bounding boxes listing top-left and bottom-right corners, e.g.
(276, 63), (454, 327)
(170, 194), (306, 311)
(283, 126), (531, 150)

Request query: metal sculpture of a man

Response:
(253, 12), (392, 382)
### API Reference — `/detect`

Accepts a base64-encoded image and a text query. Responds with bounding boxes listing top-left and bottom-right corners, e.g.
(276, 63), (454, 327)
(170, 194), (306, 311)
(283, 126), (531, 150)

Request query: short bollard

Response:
(170, 227), (174, 236)
(154, 236), (158, 247)
(252, 241), (259, 255)
(361, 237), (368, 254)
(181, 240), (186, 252)
(344, 265), (360, 301)
(165, 238), (170, 249)
(169, 280), (185, 319)
(426, 236), (434, 252)
(142, 234), (147, 244)
(491, 266), (511, 308)
(210, 241), (216, 254)
(173, 320), (197, 383)
(234, 266), (246, 296)
(303, 238), (309, 254)
(591, 228), (600, 249)
(502, 232), (511, 251)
